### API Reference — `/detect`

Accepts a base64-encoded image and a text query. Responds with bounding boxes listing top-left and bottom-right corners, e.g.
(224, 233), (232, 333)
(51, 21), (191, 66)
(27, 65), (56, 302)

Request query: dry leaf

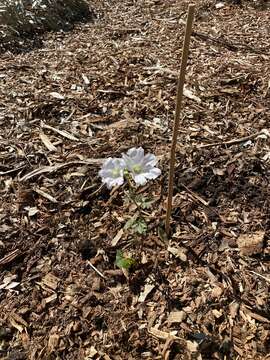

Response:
(39, 132), (58, 152)
(42, 123), (79, 141)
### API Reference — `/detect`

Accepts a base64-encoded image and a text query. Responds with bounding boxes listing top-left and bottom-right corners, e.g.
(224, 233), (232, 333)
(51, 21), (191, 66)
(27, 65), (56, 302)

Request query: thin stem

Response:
(165, 4), (195, 235)
(126, 179), (151, 217)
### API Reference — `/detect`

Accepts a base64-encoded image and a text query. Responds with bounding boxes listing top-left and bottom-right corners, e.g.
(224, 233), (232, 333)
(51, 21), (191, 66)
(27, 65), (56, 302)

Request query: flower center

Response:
(132, 164), (142, 174)
(112, 168), (120, 177)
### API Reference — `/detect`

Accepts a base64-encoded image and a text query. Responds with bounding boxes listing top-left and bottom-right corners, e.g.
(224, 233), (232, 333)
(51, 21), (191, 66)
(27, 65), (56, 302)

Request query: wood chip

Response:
(50, 92), (65, 100)
(48, 333), (60, 353)
(111, 228), (124, 247)
(43, 293), (58, 304)
(167, 311), (187, 323)
(138, 284), (155, 302)
(148, 327), (178, 341)
(9, 313), (28, 332)
(168, 246), (187, 262)
(34, 187), (58, 203)
(244, 308), (270, 324)
(0, 249), (22, 266)
(237, 231), (265, 256)
(41, 273), (59, 290)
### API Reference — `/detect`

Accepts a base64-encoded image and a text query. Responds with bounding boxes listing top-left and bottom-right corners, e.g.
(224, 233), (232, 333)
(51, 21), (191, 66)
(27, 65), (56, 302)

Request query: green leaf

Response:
(124, 214), (147, 235)
(115, 250), (136, 270)
(134, 195), (154, 209)
(124, 214), (137, 230)
(140, 198), (155, 210)
(132, 218), (147, 235)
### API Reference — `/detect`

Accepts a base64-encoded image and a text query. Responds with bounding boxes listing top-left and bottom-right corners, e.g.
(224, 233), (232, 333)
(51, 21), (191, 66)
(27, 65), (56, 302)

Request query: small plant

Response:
(99, 147), (161, 267)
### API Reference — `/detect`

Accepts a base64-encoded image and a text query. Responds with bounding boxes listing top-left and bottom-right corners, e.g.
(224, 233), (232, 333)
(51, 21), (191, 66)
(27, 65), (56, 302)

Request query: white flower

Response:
(122, 147), (161, 186)
(99, 158), (126, 189)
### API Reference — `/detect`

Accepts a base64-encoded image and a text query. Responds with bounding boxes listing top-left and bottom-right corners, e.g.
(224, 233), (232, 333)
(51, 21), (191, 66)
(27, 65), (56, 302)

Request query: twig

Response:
(165, 4), (195, 235)
(20, 159), (103, 181)
(248, 270), (270, 284)
(199, 129), (267, 148)
(180, 183), (221, 220)
(0, 249), (22, 266)
(193, 31), (270, 55)
(180, 183), (208, 206)
(88, 183), (105, 198)
(33, 187), (58, 203)
(0, 164), (26, 176)
(87, 260), (107, 279)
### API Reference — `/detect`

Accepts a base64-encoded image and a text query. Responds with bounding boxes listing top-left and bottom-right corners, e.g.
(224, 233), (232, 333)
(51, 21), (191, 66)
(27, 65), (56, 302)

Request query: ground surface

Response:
(0, 0), (270, 359)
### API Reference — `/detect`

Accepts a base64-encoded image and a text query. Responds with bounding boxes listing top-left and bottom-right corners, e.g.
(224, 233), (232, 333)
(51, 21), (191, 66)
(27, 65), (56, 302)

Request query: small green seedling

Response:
(124, 214), (147, 235)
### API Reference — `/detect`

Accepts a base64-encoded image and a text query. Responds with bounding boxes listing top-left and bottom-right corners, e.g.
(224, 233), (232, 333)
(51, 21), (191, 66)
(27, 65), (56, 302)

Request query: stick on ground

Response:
(165, 4), (195, 235)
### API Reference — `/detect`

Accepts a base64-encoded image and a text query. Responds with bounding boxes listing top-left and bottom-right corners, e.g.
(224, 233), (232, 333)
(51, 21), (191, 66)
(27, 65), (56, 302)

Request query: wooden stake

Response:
(165, 4), (195, 235)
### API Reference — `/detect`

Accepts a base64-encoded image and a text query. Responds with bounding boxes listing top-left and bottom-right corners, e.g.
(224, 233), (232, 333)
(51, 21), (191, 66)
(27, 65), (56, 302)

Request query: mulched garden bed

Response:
(0, 0), (269, 359)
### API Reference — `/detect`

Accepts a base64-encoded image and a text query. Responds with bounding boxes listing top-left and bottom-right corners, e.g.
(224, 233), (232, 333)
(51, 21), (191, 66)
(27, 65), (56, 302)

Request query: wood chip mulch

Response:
(0, 0), (270, 359)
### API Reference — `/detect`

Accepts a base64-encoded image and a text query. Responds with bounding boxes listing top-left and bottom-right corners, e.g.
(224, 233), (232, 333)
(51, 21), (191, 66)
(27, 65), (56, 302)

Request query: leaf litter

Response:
(0, 0), (270, 359)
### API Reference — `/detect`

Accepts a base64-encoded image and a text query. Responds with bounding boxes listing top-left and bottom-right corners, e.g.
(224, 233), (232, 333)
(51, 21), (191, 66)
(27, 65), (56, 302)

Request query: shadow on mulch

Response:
(177, 151), (270, 215)
(0, 17), (93, 55)
(0, 34), (45, 55)
(0, 0), (95, 55)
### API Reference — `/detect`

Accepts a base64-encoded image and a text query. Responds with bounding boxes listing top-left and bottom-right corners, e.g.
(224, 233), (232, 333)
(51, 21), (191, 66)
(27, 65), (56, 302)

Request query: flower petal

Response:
(145, 167), (161, 179)
(133, 174), (147, 186)
(121, 147), (161, 186)
(103, 175), (124, 189)
(126, 147), (145, 164)
(143, 153), (157, 167)
(99, 157), (126, 189)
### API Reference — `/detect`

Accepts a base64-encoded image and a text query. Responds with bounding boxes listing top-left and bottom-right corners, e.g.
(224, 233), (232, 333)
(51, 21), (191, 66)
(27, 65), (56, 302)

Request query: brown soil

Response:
(0, 1), (269, 359)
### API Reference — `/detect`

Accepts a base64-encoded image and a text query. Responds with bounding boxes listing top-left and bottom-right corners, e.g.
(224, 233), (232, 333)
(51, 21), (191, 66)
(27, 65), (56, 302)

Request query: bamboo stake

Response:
(165, 4), (195, 235)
